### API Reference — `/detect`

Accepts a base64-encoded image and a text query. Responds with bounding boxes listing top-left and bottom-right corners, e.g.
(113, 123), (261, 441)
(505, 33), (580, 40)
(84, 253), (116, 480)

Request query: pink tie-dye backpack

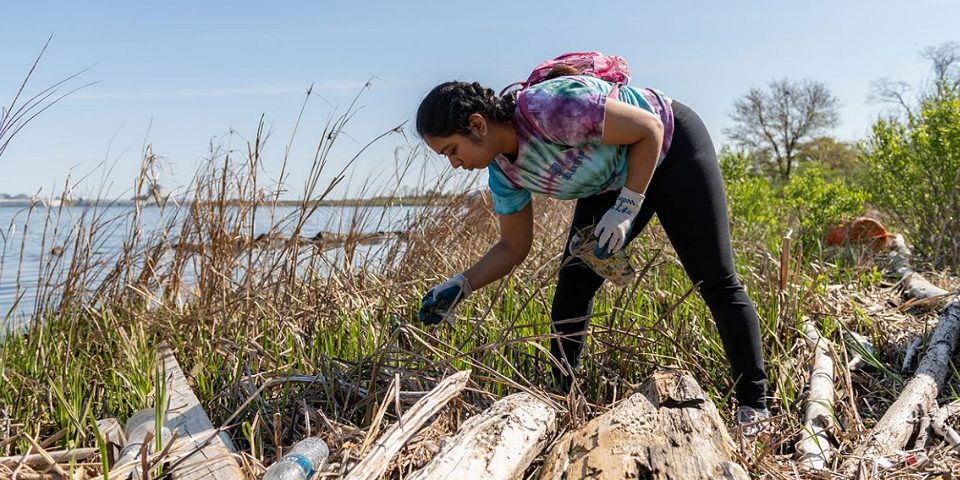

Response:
(500, 52), (632, 139)
(499, 52), (632, 98)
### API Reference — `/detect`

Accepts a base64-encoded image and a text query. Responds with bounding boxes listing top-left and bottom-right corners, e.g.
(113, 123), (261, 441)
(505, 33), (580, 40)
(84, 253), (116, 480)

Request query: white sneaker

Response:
(735, 405), (770, 438)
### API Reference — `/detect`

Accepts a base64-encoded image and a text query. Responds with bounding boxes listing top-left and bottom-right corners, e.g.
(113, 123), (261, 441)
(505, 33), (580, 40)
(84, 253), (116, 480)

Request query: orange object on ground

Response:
(825, 217), (895, 251)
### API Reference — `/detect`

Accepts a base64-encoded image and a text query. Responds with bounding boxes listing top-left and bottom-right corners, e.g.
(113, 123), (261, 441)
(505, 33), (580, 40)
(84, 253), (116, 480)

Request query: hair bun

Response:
(416, 81), (517, 138)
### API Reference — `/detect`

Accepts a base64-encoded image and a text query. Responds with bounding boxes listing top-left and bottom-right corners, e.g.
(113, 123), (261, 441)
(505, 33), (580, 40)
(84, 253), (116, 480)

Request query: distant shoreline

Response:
(272, 195), (442, 207)
(0, 195), (445, 208)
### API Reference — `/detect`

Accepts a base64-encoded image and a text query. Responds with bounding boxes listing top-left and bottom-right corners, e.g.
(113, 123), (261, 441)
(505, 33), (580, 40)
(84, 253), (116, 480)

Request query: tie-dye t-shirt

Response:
(488, 75), (674, 215)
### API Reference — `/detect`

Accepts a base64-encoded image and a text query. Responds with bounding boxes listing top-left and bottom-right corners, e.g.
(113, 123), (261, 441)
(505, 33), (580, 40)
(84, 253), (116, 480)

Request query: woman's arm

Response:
(601, 98), (664, 195)
(462, 201), (533, 290)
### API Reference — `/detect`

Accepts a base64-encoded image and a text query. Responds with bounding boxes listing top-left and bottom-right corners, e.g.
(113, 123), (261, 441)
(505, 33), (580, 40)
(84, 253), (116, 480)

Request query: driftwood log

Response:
(796, 320), (836, 470)
(407, 392), (557, 480)
(540, 370), (748, 480)
(343, 370), (470, 480)
(842, 299), (960, 476)
(885, 235), (950, 306)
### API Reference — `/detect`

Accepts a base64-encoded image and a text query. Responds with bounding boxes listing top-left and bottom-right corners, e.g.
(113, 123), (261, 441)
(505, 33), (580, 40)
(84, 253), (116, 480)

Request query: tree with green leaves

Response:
(725, 79), (841, 182)
(860, 42), (960, 271)
(795, 136), (864, 183)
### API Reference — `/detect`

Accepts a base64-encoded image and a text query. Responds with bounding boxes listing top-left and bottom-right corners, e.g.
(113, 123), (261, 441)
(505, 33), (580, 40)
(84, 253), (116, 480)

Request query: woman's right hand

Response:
(417, 201), (533, 326)
(418, 273), (472, 325)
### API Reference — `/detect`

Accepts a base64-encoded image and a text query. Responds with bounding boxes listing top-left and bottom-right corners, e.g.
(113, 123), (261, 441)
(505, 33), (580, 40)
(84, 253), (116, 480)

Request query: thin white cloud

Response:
(70, 82), (367, 100)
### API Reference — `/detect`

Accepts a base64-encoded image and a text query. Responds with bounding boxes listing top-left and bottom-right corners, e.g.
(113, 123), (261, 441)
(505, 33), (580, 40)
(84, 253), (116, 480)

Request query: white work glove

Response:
(594, 186), (645, 258)
(418, 273), (473, 325)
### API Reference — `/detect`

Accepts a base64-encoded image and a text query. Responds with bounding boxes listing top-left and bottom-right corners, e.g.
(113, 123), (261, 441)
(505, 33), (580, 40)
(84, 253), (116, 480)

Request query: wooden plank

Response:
(159, 344), (243, 480)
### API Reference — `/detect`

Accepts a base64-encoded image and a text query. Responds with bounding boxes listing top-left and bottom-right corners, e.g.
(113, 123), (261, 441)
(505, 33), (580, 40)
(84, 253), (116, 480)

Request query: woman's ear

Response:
(468, 113), (488, 137)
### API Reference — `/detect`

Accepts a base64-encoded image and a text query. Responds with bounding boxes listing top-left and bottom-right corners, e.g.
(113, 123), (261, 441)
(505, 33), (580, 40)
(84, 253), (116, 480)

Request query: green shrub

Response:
(719, 149), (784, 250)
(721, 149), (867, 256)
(859, 88), (960, 270)
(782, 165), (866, 254)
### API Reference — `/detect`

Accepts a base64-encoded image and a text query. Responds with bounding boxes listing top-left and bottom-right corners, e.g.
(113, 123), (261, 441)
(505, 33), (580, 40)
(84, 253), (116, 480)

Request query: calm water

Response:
(0, 203), (422, 324)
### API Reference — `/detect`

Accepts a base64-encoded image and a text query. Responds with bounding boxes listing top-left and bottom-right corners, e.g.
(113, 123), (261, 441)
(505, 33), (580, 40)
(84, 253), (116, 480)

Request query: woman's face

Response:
(423, 114), (498, 171)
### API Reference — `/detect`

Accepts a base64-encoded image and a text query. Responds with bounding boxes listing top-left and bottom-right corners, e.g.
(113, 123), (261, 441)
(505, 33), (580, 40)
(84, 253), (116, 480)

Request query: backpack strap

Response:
(499, 82), (525, 97)
(609, 82), (621, 101)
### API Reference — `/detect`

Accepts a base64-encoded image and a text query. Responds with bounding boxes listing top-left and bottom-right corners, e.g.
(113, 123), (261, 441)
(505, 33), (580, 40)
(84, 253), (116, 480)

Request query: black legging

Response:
(550, 100), (768, 409)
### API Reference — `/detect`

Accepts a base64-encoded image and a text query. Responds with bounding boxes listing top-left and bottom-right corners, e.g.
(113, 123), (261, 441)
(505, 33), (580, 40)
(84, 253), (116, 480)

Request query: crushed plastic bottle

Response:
(874, 450), (929, 470)
(902, 450), (928, 466)
(263, 437), (329, 480)
(113, 409), (174, 480)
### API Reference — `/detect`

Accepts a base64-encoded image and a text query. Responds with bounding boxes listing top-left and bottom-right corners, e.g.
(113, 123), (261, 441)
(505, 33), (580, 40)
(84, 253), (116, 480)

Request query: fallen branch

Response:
(902, 337), (923, 371)
(796, 320), (835, 470)
(407, 392), (556, 480)
(240, 374), (427, 404)
(886, 234), (949, 308)
(343, 370), (470, 480)
(0, 447), (98, 468)
(842, 299), (960, 476)
(931, 399), (960, 448)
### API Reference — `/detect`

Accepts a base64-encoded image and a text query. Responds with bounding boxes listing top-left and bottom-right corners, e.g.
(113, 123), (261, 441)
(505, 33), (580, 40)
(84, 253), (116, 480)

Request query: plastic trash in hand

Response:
(569, 230), (636, 287)
(263, 437), (330, 480)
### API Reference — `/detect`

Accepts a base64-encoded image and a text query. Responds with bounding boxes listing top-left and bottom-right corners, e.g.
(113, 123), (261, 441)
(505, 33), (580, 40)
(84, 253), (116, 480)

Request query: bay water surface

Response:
(0, 203), (422, 324)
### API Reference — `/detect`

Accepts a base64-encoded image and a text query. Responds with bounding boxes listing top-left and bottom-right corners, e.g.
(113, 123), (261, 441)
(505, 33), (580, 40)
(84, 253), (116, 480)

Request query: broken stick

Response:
(842, 299), (960, 476)
(796, 320), (836, 470)
(407, 392), (556, 480)
(343, 370), (470, 480)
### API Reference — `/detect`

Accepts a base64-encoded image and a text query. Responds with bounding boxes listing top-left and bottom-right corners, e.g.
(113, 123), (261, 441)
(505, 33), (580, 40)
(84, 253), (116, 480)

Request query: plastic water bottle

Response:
(112, 409), (174, 479)
(263, 437), (329, 480)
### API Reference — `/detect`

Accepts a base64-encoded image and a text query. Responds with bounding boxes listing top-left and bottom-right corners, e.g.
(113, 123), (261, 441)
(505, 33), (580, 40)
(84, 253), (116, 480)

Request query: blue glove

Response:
(594, 186), (645, 258)
(418, 273), (472, 325)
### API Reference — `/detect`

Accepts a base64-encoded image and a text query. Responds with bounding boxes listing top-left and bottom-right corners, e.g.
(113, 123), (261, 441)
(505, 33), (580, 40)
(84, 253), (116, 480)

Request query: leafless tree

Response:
(867, 77), (912, 113)
(869, 42), (960, 118)
(922, 42), (960, 92)
(725, 78), (840, 181)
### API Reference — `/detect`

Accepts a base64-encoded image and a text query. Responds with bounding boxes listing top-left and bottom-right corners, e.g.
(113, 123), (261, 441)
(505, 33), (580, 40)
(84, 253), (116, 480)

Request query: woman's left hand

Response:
(594, 186), (645, 258)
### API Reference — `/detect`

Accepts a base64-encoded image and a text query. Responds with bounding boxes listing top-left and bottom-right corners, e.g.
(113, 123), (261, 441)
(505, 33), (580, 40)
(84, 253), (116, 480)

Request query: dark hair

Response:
(545, 64), (580, 79)
(416, 81), (517, 138)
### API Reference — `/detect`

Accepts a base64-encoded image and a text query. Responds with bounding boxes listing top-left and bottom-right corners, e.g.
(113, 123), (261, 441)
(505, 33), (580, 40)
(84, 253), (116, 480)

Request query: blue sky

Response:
(0, 1), (957, 199)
